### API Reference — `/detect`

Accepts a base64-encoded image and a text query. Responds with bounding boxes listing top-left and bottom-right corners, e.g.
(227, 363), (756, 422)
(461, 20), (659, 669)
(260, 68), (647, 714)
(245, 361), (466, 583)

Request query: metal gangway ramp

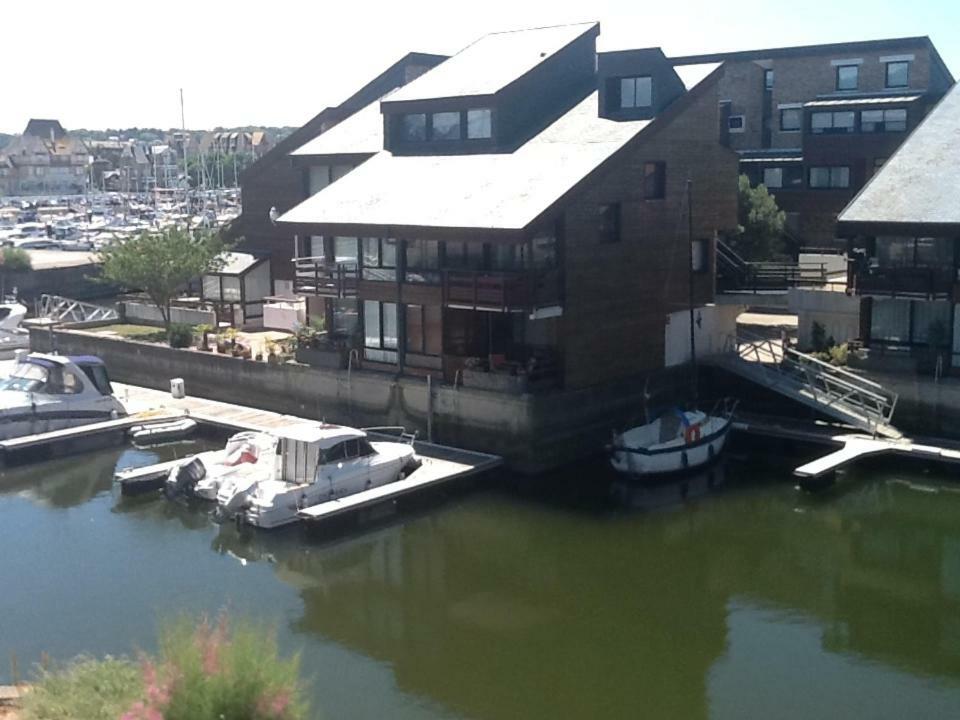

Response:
(34, 295), (118, 324)
(710, 329), (901, 439)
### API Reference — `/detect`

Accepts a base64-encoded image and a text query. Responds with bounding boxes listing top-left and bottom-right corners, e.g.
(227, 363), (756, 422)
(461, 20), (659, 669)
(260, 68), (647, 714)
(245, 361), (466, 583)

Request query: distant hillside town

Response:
(0, 120), (295, 196)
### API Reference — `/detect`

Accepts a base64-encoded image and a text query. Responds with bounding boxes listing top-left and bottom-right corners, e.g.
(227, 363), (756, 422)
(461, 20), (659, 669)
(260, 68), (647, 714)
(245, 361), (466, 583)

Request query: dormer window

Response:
(620, 76), (652, 109)
(886, 61), (910, 88)
(467, 109), (492, 139)
(402, 114), (427, 142)
(431, 112), (461, 141)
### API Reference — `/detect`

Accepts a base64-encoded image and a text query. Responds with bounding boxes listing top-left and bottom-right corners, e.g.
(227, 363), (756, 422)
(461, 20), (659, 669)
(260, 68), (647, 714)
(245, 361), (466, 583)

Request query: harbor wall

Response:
(31, 328), (691, 473)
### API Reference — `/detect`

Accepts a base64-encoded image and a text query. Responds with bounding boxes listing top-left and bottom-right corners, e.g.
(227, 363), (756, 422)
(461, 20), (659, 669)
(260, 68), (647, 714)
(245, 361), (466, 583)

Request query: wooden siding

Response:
(559, 79), (739, 390)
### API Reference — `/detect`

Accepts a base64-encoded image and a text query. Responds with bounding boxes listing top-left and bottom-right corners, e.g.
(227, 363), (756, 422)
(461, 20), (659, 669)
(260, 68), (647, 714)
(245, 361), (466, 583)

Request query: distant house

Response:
(838, 82), (960, 372)
(0, 119), (89, 196)
(150, 144), (181, 189)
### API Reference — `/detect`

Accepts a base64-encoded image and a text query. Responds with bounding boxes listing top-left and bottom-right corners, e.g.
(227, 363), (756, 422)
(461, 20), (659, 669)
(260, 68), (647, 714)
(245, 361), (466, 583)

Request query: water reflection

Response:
(209, 459), (960, 719)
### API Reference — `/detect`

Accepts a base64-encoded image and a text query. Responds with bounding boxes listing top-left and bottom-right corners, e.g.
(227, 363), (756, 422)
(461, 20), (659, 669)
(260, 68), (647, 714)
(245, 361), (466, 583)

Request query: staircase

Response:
(716, 239), (829, 294)
(710, 329), (901, 439)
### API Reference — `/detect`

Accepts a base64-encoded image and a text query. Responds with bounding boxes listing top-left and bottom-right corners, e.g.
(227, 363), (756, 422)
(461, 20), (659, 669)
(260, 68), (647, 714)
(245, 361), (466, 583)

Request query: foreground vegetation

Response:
(20, 613), (307, 720)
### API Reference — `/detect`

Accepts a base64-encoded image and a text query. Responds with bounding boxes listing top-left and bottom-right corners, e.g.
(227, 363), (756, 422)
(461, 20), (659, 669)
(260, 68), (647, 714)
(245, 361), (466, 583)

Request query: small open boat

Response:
(609, 399), (737, 477)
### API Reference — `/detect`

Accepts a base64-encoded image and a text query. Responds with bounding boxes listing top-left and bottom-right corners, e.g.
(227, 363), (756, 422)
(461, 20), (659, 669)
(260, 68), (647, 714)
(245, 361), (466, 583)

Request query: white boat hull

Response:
(610, 405), (736, 478)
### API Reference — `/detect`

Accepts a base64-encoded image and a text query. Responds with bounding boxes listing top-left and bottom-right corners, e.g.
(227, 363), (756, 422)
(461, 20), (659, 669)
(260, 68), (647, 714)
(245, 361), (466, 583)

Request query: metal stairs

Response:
(710, 329), (901, 439)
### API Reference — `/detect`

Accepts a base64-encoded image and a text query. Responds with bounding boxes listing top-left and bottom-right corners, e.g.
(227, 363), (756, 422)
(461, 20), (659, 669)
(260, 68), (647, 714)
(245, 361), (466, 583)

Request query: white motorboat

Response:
(0, 353), (126, 438)
(609, 400), (737, 477)
(215, 424), (420, 529)
(165, 431), (278, 500)
(0, 302), (29, 355)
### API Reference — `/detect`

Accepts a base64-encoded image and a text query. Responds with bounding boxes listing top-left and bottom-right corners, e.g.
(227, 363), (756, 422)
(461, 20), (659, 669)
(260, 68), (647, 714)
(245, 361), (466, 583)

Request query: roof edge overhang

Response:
(279, 221), (527, 243)
(836, 219), (960, 238)
(290, 152), (374, 166)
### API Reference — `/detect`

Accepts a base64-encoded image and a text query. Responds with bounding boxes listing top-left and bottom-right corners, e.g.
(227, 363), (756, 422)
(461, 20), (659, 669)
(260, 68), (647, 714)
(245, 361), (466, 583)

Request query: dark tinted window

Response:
(643, 162), (666, 199)
(325, 442), (347, 463)
(598, 203), (621, 244)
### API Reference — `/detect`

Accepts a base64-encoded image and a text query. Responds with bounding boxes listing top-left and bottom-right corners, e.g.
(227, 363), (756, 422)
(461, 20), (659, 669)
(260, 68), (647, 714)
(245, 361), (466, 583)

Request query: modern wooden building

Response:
(838, 82), (960, 372)
(276, 22), (739, 393)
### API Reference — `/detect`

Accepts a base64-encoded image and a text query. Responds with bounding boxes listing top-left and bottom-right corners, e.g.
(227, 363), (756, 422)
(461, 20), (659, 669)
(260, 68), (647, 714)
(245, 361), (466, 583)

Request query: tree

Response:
(99, 227), (227, 333)
(0, 247), (31, 299)
(732, 174), (786, 261)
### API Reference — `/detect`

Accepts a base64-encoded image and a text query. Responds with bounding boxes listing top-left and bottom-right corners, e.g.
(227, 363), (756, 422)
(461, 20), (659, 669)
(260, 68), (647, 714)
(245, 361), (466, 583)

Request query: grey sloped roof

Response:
(384, 22), (598, 104)
(278, 91), (649, 232)
(839, 82), (960, 228)
(290, 99), (383, 157)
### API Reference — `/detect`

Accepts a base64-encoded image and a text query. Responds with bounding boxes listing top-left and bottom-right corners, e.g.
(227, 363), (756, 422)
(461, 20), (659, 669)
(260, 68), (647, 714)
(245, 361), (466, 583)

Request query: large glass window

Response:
(363, 301), (398, 363)
(445, 241), (484, 270)
(620, 76), (652, 109)
(861, 108), (907, 133)
(332, 299), (359, 337)
(401, 114), (426, 142)
(361, 238), (397, 281)
(808, 166), (850, 189)
(431, 112), (461, 141)
(762, 165), (803, 190)
(871, 299), (911, 343)
(333, 237), (359, 263)
(405, 239), (441, 283)
(886, 61), (910, 89)
(466, 109), (492, 139)
(836, 64), (859, 91)
(810, 111), (855, 134)
(780, 108), (802, 131)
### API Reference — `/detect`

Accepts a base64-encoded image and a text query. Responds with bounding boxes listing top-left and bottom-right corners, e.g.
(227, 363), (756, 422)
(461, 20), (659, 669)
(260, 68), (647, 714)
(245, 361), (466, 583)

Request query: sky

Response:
(3, 0), (957, 133)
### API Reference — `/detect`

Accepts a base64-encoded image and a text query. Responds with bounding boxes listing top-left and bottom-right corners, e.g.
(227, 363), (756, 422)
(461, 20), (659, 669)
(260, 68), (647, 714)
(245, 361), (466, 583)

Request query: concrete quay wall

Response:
(30, 328), (667, 473)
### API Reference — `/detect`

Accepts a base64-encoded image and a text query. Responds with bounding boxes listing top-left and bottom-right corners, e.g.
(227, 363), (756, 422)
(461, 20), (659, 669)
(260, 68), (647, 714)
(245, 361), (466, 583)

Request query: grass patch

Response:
(20, 657), (143, 720)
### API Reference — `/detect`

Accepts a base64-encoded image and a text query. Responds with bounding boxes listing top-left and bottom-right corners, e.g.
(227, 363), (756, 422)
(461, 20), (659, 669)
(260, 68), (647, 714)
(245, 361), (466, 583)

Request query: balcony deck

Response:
(852, 265), (956, 300)
(293, 257), (358, 298)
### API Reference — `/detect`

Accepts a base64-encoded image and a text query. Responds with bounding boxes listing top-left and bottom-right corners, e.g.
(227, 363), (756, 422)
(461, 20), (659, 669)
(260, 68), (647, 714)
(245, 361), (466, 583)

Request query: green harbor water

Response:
(1, 441), (960, 719)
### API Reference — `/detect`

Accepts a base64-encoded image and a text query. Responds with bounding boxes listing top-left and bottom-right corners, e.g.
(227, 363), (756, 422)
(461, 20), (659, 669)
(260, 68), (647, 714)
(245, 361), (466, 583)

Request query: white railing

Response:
(35, 294), (119, 324)
(724, 329), (898, 435)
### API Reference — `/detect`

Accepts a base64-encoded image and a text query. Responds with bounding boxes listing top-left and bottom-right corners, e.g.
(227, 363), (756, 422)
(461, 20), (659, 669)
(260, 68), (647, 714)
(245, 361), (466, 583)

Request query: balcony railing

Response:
(443, 268), (561, 312)
(852, 266), (956, 299)
(292, 257), (358, 298)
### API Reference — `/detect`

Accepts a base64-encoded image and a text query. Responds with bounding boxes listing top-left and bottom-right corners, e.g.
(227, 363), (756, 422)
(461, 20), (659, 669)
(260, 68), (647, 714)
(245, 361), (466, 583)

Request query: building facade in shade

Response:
(838, 82), (960, 372)
(671, 37), (954, 248)
(275, 22), (739, 392)
(228, 52), (448, 297)
(0, 119), (89, 196)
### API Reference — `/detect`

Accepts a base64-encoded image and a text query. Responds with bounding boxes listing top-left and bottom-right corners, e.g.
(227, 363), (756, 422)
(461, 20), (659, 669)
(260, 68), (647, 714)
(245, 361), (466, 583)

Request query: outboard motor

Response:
(164, 457), (206, 499)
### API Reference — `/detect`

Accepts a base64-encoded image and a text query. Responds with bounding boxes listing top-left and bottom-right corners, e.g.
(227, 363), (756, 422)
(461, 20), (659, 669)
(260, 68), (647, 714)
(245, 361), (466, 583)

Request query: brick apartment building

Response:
(671, 37), (954, 248)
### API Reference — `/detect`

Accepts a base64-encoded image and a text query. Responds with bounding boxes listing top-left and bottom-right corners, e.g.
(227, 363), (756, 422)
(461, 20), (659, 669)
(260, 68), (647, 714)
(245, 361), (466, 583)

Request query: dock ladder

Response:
(712, 328), (900, 439)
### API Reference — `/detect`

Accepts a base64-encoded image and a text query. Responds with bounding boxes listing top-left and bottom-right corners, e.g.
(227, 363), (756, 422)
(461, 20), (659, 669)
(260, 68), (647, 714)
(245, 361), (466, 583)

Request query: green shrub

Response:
(121, 612), (307, 720)
(21, 656), (143, 720)
(168, 323), (194, 348)
(828, 343), (849, 366)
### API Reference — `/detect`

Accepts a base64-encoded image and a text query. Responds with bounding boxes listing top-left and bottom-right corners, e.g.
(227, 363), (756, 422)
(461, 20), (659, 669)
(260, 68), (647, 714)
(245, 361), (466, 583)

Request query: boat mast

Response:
(686, 179), (698, 406)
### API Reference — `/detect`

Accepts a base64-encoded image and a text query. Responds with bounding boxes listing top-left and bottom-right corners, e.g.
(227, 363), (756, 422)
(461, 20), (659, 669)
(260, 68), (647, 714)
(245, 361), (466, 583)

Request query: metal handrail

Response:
(727, 330), (898, 431)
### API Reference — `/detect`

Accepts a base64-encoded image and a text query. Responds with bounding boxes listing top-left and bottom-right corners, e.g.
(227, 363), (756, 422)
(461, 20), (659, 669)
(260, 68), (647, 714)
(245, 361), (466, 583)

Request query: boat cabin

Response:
(0, 354), (115, 398)
(276, 424), (370, 484)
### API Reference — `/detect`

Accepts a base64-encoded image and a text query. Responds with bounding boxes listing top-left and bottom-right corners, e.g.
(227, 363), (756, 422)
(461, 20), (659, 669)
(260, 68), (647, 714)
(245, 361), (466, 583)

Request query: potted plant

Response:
(195, 323), (213, 351)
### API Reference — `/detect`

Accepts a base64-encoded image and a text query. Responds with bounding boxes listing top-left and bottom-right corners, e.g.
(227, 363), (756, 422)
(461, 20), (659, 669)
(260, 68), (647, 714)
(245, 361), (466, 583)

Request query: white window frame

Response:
(727, 115), (746, 133)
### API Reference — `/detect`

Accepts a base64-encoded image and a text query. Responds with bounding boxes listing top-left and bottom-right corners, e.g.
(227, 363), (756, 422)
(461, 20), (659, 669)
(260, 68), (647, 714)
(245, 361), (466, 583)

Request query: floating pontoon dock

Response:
(109, 382), (502, 513)
(298, 444), (502, 525)
(733, 411), (960, 485)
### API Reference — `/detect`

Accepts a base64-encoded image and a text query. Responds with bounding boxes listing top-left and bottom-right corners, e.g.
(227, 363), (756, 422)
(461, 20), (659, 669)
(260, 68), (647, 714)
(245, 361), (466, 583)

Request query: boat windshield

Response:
(0, 362), (49, 392)
(0, 362), (84, 395)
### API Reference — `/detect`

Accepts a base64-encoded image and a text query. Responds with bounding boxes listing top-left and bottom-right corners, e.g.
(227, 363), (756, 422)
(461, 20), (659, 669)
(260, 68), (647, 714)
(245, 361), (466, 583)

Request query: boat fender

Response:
(681, 451), (688, 468)
(708, 444), (715, 459)
(684, 424), (701, 444)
